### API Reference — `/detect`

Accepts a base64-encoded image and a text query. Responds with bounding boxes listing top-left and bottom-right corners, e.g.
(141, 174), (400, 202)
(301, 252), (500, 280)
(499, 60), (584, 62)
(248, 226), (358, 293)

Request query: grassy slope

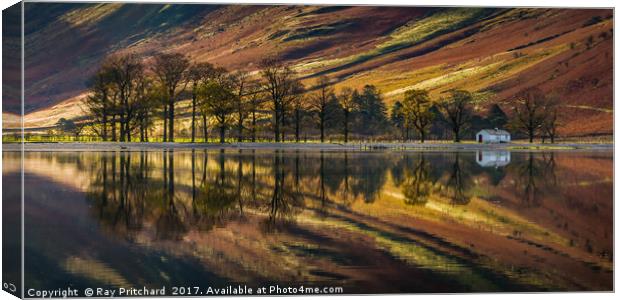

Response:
(12, 5), (613, 137)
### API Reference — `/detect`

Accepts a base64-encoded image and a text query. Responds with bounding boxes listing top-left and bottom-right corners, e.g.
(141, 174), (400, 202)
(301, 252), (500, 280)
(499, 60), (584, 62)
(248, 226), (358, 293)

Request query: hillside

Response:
(6, 4), (614, 137)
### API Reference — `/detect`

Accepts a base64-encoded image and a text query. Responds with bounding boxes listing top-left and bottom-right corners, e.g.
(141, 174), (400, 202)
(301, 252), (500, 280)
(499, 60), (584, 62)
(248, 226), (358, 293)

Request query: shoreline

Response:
(1, 142), (613, 152)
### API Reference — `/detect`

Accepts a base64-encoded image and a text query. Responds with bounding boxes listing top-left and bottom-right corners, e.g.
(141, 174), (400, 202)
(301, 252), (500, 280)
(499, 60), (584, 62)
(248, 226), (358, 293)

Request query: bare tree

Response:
(390, 101), (407, 141)
(259, 56), (297, 142)
(134, 76), (160, 142)
(402, 89), (434, 143)
(187, 62), (215, 143)
(338, 87), (356, 143)
(107, 54), (144, 142)
(83, 63), (114, 141)
(290, 81), (306, 142)
(309, 76), (335, 143)
(542, 100), (560, 143)
(247, 84), (266, 142)
(231, 71), (250, 142)
(439, 89), (473, 142)
(510, 87), (549, 143)
(198, 74), (236, 143)
(152, 52), (190, 142)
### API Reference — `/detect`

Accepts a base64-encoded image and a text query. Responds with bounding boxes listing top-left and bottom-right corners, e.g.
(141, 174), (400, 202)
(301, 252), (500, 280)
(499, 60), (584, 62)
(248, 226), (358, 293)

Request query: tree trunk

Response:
(102, 113), (108, 141)
(320, 117), (325, 143)
(163, 106), (168, 142)
(295, 109), (300, 143)
(140, 124), (145, 142)
(405, 126), (410, 142)
(219, 125), (226, 143)
(343, 111), (349, 144)
(119, 117), (126, 142)
(144, 119), (149, 142)
(274, 108), (280, 142)
(237, 119), (243, 142)
(191, 92), (196, 143)
(251, 111), (257, 142)
(202, 114), (208, 143)
(111, 117), (117, 142)
(168, 99), (174, 142)
(126, 122), (131, 142)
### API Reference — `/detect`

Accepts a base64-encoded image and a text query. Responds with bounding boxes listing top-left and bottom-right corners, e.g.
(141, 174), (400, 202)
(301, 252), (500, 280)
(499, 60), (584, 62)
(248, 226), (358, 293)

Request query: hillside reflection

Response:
(9, 150), (613, 293)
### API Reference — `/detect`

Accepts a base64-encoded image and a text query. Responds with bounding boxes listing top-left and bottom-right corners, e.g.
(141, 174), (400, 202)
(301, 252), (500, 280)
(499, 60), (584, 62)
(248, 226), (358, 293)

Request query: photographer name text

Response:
(26, 285), (344, 297)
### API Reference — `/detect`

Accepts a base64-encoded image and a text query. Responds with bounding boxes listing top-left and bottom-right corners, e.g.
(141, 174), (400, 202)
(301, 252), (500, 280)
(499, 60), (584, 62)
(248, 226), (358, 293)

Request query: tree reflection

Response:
(400, 154), (434, 206)
(236, 150), (245, 218)
(250, 150), (258, 206)
(390, 153), (408, 187)
(86, 152), (152, 238)
(349, 154), (389, 203)
(85, 150), (394, 238)
(540, 152), (557, 187)
(156, 150), (187, 240)
(441, 153), (472, 205)
(261, 151), (301, 233)
(318, 151), (328, 213)
(512, 152), (556, 207)
(341, 151), (352, 205)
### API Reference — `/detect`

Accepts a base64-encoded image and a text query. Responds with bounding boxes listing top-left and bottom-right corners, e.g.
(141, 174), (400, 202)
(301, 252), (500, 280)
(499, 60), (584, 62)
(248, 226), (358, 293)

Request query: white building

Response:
(476, 150), (511, 167)
(476, 129), (511, 143)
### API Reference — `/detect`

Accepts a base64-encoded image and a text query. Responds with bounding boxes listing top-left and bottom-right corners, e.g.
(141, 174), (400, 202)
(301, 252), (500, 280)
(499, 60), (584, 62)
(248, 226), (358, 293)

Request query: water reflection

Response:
(440, 153), (472, 205)
(400, 154), (433, 205)
(9, 150), (612, 293)
(508, 152), (558, 208)
(476, 151), (511, 168)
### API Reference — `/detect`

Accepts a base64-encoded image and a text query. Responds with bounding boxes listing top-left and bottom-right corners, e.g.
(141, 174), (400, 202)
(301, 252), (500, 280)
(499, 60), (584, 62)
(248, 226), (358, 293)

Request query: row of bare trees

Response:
(84, 52), (561, 143)
(84, 52), (392, 143)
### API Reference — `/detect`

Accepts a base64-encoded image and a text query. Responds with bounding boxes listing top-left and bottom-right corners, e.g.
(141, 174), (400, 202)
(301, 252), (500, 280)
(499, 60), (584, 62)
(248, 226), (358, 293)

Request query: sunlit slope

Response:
(19, 5), (612, 136)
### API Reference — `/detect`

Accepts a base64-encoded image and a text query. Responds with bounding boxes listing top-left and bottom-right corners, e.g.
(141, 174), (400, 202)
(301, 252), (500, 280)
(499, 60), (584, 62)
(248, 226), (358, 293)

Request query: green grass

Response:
(380, 8), (491, 53)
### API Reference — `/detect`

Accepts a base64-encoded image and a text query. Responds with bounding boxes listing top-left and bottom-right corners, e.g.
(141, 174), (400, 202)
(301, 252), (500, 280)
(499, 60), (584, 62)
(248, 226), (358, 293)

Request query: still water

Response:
(3, 149), (613, 293)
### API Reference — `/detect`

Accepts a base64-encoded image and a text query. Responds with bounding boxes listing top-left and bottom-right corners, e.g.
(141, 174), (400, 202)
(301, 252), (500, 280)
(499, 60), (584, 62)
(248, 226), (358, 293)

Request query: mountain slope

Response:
(12, 4), (613, 136)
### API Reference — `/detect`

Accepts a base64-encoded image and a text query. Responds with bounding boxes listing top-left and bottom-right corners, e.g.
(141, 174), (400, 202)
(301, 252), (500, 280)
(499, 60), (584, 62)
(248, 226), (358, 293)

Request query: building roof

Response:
(478, 129), (510, 135)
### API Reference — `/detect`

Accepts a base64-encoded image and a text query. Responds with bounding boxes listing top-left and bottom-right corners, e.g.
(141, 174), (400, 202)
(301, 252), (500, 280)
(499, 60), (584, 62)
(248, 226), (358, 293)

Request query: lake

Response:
(2, 149), (613, 294)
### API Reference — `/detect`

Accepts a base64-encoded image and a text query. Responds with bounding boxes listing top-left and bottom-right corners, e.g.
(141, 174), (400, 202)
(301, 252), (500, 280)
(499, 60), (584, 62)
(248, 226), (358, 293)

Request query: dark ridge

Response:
(296, 6), (351, 17)
(280, 40), (335, 60)
(582, 15), (603, 27)
(508, 30), (574, 51)
(282, 21), (356, 42)
(311, 6), (350, 15)
(268, 29), (289, 40)
(396, 27), (480, 61)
